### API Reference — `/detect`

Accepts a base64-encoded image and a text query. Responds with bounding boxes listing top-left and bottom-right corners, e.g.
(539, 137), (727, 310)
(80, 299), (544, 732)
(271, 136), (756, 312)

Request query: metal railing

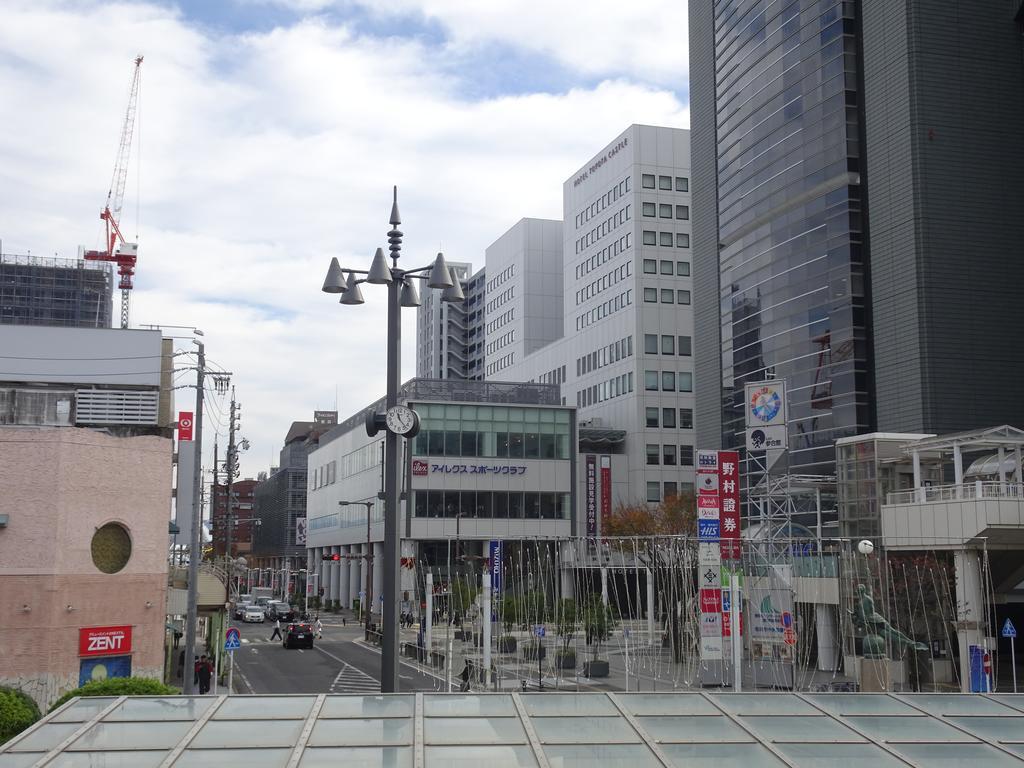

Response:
(887, 481), (1024, 505)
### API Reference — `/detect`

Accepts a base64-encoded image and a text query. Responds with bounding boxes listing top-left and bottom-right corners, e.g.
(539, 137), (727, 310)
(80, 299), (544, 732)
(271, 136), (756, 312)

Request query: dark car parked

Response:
(283, 622), (314, 649)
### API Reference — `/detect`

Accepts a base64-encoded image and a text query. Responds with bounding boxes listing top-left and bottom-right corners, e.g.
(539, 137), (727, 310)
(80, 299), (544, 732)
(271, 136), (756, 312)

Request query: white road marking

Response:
(352, 640), (447, 684)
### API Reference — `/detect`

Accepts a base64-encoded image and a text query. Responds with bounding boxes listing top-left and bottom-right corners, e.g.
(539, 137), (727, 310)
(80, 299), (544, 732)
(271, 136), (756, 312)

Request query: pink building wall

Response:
(0, 428), (172, 709)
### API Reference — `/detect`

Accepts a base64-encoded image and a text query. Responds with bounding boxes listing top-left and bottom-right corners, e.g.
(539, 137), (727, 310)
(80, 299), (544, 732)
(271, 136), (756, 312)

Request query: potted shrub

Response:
(498, 596), (520, 653)
(554, 598), (578, 670)
(582, 595), (614, 678)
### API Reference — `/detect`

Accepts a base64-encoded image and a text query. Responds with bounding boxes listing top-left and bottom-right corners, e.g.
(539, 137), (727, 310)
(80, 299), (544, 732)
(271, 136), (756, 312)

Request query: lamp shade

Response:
(440, 267), (465, 303)
(367, 247), (392, 284)
(400, 278), (421, 307)
(340, 273), (365, 304)
(321, 257), (346, 293)
(427, 252), (454, 289)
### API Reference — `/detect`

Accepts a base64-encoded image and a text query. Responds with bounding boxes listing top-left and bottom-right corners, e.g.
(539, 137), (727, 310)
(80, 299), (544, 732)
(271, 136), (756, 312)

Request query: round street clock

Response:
(384, 405), (420, 437)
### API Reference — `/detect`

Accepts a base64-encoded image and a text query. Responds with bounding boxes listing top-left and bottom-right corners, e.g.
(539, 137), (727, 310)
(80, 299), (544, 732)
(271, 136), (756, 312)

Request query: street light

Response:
(339, 500), (376, 634)
(322, 186), (464, 693)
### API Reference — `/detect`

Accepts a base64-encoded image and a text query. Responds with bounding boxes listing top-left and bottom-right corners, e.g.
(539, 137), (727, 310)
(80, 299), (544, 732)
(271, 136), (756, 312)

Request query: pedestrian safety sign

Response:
(224, 627), (241, 651)
(1003, 618), (1017, 639)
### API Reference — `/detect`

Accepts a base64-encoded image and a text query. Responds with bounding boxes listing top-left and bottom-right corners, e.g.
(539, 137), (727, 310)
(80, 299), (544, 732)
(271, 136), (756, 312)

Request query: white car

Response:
(243, 606), (265, 623)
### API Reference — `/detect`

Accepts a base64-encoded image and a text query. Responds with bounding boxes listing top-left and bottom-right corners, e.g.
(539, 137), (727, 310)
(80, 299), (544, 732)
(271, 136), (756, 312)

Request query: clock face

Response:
(385, 406), (417, 435)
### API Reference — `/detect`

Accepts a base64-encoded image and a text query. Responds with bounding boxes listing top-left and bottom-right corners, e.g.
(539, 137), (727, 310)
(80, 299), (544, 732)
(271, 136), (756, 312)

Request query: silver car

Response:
(242, 606), (265, 623)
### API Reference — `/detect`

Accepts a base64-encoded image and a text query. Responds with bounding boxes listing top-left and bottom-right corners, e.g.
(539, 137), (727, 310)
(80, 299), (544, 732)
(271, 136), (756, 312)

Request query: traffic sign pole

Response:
(1004, 618), (1018, 693)
(228, 651), (234, 695)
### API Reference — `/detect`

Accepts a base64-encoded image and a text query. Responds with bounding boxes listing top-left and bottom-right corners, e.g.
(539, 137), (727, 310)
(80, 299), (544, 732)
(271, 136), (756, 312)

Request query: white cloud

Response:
(0, 1), (688, 478)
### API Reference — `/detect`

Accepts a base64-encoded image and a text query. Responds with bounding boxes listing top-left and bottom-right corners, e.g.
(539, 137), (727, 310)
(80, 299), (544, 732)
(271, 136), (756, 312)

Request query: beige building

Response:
(0, 428), (172, 708)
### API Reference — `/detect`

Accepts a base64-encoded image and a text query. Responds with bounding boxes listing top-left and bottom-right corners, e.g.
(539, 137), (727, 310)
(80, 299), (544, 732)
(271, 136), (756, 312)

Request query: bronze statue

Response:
(851, 584), (927, 658)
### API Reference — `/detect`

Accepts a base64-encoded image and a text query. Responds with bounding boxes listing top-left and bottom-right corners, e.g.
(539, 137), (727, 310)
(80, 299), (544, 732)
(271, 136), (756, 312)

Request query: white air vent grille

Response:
(75, 389), (159, 425)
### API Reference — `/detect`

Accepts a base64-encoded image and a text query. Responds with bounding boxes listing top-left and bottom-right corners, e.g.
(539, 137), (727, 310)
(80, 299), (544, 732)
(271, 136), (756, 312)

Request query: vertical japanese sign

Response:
(696, 450), (722, 660)
(719, 450), (741, 560)
(489, 540), (503, 599)
(600, 455), (612, 530)
(585, 455), (597, 536)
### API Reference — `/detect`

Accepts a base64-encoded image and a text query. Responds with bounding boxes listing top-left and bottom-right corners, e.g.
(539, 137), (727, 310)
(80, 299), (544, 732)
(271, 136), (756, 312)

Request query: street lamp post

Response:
(339, 500), (375, 633)
(321, 187), (464, 693)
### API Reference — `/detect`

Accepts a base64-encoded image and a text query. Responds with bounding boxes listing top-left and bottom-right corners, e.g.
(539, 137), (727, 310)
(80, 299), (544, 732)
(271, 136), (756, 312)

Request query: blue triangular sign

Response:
(1002, 618), (1017, 638)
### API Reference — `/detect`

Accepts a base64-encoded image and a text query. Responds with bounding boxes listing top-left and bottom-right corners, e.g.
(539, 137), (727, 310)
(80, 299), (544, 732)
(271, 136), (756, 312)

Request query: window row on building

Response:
(575, 259), (632, 306)
(575, 288), (633, 331)
(577, 370), (634, 409)
(414, 429), (571, 460)
(574, 204), (631, 255)
(535, 365), (567, 386)
(645, 406), (695, 429)
(575, 175), (631, 228)
(485, 329), (515, 355)
(414, 490), (571, 521)
(309, 460), (337, 491)
(641, 174), (688, 192)
(647, 480), (695, 503)
(576, 232), (633, 280)
(642, 230), (691, 248)
(485, 353), (515, 376)
(645, 443), (696, 467)
(642, 202), (690, 220)
(642, 258), (690, 277)
(485, 307), (514, 335)
(643, 287), (691, 305)
(644, 369), (694, 392)
(485, 285), (514, 314)
(485, 263), (515, 292)
(577, 334), (634, 377)
(644, 334), (693, 357)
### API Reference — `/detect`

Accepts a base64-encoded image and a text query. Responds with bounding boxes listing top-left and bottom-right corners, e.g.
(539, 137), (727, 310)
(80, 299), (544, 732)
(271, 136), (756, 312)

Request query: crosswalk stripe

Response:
(329, 663), (379, 693)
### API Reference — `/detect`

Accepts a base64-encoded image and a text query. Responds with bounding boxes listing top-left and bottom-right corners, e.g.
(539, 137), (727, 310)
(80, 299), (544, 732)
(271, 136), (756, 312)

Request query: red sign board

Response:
(699, 588), (722, 614)
(600, 457), (612, 531)
(722, 609), (743, 638)
(79, 625), (133, 657)
(177, 411), (194, 442)
(412, 459), (428, 477)
(718, 450), (741, 560)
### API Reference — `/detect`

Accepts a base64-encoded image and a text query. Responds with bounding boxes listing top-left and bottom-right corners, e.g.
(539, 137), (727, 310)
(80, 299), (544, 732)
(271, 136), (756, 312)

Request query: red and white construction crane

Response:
(84, 55), (143, 329)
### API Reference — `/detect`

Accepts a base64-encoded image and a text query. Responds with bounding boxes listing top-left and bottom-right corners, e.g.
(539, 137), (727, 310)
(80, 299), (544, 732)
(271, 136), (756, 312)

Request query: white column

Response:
(1015, 446), (1023, 485)
(338, 546), (351, 610)
(349, 547), (362, 607)
(483, 572), (492, 689)
(954, 444), (964, 499)
(560, 542), (575, 600)
(373, 542), (384, 618)
(600, 567), (608, 606)
(913, 450), (923, 502)
(954, 549), (986, 694)
(998, 446), (1007, 495)
(425, 572), (434, 659)
(646, 569), (655, 646)
(815, 604), (839, 671)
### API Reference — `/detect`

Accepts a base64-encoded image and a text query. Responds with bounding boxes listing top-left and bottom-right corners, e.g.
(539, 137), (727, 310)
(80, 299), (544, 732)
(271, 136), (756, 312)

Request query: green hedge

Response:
(0, 686), (41, 745)
(48, 677), (176, 714)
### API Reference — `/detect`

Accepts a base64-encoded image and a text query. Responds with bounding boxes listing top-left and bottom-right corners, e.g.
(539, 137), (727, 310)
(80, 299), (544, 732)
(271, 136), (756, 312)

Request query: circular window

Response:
(91, 523), (132, 574)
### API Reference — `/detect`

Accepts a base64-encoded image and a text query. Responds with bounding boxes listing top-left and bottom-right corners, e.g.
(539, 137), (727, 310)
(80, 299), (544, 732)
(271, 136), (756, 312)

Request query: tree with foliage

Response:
(48, 678), (176, 713)
(554, 598), (579, 652)
(0, 686), (40, 745)
(499, 595), (520, 636)
(518, 590), (548, 629)
(582, 594), (616, 659)
(603, 491), (697, 537)
(449, 579), (479, 622)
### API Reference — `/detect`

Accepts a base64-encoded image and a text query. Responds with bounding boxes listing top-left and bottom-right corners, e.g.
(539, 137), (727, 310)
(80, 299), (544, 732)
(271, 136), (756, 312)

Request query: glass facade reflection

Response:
(412, 404), (572, 460)
(711, 1), (872, 475)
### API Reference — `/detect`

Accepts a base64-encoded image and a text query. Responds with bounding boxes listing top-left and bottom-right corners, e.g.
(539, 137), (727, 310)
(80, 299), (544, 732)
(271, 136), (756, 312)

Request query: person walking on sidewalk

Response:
(270, 618), (283, 641)
(315, 616), (323, 639)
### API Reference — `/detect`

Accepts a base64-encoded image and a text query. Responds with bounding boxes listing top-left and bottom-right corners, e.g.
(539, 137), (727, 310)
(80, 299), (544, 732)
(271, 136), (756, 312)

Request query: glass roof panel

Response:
(424, 744), (538, 767)
(903, 695), (1017, 717)
(49, 750), (168, 767)
(188, 719), (305, 749)
(306, 717), (413, 747)
(1004, 744), (1024, 758)
(424, 717), (527, 745)
(713, 694), (819, 715)
(69, 721), (193, 751)
(739, 715), (865, 743)
(298, 746), (413, 768)
(947, 716), (1024, 743)
(992, 695), (1024, 713)
(214, 696), (316, 720)
(543, 743), (662, 768)
(847, 715), (978, 743)
(320, 695), (414, 719)
(521, 695), (619, 717)
(660, 743), (787, 767)
(807, 694), (919, 716)
(175, 748), (292, 767)
(7, 723), (80, 752)
(777, 742), (910, 767)
(0, 754), (42, 768)
(424, 695), (518, 717)
(106, 696), (213, 721)
(49, 698), (118, 723)
(636, 715), (753, 743)
(531, 717), (640, 744)
(891, 742), (1024, 767)
(617, 694), (720, 716)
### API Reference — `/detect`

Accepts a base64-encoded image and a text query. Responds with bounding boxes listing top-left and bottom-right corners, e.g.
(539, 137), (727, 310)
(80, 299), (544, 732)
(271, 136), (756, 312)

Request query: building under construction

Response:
(0, 252), (113, 328)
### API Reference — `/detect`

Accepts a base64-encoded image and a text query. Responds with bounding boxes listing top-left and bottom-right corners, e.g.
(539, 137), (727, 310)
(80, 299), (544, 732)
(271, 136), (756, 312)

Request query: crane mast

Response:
(84, 55), (143, 329)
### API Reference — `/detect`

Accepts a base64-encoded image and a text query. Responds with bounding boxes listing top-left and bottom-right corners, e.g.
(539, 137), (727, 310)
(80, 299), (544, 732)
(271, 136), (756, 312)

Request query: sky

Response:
(0, 0), (690, 480)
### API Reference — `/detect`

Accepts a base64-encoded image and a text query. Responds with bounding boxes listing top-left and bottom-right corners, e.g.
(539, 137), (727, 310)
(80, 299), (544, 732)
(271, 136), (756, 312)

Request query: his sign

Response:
(79, 626), (133, 657)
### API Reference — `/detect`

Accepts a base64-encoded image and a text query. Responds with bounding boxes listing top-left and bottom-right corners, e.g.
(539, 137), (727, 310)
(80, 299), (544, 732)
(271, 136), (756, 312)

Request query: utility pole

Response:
(182, 341), (205, 696)
(226, 389), (239, 565)
(212, 441), (219, 554)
